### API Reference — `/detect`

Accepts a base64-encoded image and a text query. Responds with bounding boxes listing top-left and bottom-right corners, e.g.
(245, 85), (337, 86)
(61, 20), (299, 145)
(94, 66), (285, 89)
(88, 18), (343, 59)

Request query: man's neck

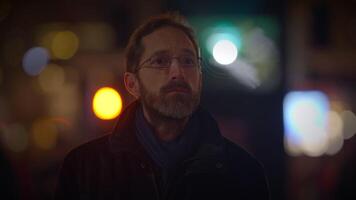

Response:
(141, 105), (189, 142)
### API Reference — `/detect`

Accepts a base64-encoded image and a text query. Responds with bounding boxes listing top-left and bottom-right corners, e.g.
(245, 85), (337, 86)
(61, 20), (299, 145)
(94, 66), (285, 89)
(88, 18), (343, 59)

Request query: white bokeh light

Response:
(341, 110), (356, 139)
(283, 91), (330, 157)
(325, 111), (344, 155)
(212, 39), (238, 65)
(226, 59), (260, 89)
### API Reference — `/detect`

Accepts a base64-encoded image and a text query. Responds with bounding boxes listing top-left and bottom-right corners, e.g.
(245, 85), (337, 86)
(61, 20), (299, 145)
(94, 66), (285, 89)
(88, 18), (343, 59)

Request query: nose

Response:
(169, 58), (185, 80)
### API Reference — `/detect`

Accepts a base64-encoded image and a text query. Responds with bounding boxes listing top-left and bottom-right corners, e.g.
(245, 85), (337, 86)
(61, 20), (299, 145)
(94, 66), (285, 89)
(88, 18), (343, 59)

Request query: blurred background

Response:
(0, 0), (355, 199)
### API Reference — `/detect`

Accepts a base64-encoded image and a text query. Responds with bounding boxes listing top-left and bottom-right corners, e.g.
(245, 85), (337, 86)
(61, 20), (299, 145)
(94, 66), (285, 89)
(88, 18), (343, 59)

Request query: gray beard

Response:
(139, 82), (201, 120)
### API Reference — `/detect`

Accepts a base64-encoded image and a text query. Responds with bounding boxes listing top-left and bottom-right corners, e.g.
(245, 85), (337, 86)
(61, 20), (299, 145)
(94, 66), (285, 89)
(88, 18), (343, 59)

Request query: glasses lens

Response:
(179, 55), (198, 67)
(149, 55), (171, 68)
(139, 54), (199, 70)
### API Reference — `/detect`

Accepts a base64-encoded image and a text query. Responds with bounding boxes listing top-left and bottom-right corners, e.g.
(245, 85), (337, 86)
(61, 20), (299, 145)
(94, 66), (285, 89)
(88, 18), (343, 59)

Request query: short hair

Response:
(124, 13), (200, 73)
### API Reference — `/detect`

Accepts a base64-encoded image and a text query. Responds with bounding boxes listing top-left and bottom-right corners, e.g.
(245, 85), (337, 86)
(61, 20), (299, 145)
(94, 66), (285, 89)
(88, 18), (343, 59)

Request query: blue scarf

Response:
(135, 105), (200, 192)
(135, 105), (200, 169)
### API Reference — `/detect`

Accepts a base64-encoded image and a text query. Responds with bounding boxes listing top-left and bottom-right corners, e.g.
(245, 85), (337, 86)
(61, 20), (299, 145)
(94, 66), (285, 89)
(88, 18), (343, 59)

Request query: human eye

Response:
(149, 55), (170, 68)
(180, 55), (196, 67)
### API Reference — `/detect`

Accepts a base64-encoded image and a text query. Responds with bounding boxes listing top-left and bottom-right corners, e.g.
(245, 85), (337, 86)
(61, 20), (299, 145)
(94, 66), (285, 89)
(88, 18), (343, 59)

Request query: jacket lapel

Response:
(108, 101), (160, 200)
(108, 101), (229, 200)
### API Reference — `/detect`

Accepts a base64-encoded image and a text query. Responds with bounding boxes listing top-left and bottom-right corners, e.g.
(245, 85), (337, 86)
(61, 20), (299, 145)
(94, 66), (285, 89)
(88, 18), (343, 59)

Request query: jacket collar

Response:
(108, 100), (143, 155)
(108, 100), (226, 166)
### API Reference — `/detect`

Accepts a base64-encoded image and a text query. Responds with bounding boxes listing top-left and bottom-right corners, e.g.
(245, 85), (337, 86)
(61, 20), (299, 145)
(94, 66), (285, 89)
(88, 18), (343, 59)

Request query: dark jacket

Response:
(55, 101), (270, 200)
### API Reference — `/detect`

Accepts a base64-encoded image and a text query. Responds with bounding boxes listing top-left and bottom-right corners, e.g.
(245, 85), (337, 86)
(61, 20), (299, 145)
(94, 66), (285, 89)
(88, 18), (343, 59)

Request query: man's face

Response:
(136, 26), (202, 119)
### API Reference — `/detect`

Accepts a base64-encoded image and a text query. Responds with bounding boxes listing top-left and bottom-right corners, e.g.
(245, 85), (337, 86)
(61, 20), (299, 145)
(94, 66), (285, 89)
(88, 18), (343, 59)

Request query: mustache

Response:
(160, 80), (192, 93)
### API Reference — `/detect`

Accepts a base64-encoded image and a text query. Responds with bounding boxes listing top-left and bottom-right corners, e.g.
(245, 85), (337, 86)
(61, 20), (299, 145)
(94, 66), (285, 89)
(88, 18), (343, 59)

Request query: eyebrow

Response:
(148, 48), (196, 58)
(181, 49), (196, 56)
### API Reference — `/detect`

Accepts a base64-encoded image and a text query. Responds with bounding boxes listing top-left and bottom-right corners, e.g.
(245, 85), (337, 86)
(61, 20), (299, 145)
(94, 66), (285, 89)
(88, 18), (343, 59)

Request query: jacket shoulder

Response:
(223, 137), (261, 166)
(64, 135), (111, 163)
(223, 137), (270, 199)
(222, 137), (267, 181)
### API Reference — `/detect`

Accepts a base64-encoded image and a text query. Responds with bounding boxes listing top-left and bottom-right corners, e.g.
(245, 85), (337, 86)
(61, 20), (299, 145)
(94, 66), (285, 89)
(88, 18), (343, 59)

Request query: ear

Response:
(124, 72), (140, 99)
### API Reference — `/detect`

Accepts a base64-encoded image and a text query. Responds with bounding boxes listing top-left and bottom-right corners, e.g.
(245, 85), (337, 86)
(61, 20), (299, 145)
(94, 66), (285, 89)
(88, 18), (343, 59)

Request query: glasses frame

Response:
(134, 54), (202, 73)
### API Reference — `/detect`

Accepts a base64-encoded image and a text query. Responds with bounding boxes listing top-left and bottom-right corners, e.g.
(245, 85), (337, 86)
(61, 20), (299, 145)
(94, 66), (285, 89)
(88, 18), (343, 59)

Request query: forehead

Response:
(141, 26), (196, 58)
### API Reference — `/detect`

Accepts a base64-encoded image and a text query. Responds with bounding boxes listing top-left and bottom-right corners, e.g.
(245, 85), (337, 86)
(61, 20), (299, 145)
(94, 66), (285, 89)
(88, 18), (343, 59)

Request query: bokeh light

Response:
(51, 31), (79, 60)
(38, 64), (65, 93)
(22, 47), (49, 76)
(31, 119), (58, 150)
(244, 28), (280, 90)
(283, 135), (301, 156)
(284, 91), (330, 157)
(48, 84), (79, 118)
(92, 87), (123, 120)
(1, 123), (28, 152)
(284, 92), (356, 157)
(206, 28), (242, 55)
(244, 28), (278, 63)
(226, 59), (260, 89)
(212, 39), (238, 65)
(341, 110), (356, 139)
(190, 17), (280, 91)
(325, 111), (344, 155)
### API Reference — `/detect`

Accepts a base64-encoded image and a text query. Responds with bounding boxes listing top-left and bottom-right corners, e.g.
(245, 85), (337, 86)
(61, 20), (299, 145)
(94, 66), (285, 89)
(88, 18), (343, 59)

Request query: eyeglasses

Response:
(135, 54), (201, 72)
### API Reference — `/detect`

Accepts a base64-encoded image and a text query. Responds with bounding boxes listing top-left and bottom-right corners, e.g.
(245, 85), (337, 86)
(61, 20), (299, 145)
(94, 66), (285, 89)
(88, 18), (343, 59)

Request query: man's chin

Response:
(159, 108), (192, 119)
(141, 91), (200, 120)
(164, 92), (192, 102)
(155, 100), (195, 119)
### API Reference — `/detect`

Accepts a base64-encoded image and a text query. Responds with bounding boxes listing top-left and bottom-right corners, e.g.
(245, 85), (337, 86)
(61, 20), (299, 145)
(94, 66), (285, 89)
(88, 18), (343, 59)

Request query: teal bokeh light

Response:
(188, 15), (281, 92)
(205, 27), (242, 56)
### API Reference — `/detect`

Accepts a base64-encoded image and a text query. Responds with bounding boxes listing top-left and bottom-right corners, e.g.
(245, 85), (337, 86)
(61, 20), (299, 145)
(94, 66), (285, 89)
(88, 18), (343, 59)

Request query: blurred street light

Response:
(92, 87), (123, 120)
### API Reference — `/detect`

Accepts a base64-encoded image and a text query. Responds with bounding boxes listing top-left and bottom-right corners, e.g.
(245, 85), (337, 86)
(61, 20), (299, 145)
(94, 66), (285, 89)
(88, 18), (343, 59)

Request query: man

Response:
(55, 13), (270, 200)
